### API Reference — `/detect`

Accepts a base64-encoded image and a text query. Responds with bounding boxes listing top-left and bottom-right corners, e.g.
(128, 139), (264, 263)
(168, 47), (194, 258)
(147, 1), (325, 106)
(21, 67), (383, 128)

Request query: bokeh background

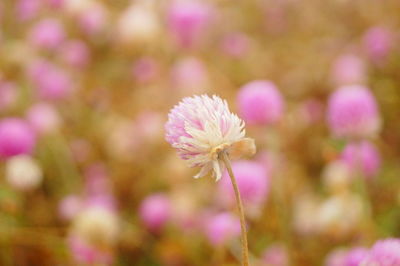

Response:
(0, 0), (399, 265)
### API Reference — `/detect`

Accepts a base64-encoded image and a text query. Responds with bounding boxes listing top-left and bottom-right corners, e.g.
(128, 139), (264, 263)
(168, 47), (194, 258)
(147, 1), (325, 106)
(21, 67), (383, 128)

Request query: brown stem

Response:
(220, 151), (250, 266)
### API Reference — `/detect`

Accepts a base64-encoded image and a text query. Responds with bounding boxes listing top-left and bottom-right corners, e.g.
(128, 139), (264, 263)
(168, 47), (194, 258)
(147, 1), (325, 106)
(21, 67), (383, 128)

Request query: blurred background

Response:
(0, 0), (399, 265)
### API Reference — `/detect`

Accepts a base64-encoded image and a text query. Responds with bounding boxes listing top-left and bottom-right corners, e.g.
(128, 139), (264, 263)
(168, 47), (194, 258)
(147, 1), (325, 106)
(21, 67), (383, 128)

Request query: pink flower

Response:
(68, 235), (113, 265)
(363, 26), (394, 64)
(28, 60), (73, 100)
(78, 3), (107, 35)
(327, 85), (381, 139)
(325, 249), (348, 266)
(0, 81), (17, 111)
(165, 95), (255, 181)
(261, 244), (289, 266)
(59, 40), (90, 68)
(26, 102), (61, 135)
(220, 32), (250, 58)
(218, 160), (269, 208)
(28, 18), (65, 50)
(167, 1), (214, 49)
(362, 238), (400, 266)
(331, 54), (366, 85)
(345, 247), (369, 266)
(139, 194), (171, 232)
(16, 0), (42, 21)
(132, 57), (159, 83)
(59, 195), (82, 221)
(237, 80), (284, 126)
(0, 118), (36, 158)
(204, 212), (240, 246)
(341, 141), (381, 179)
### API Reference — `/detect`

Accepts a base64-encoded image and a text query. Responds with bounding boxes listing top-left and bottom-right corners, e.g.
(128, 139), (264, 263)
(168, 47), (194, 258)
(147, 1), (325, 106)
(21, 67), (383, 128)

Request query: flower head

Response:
(362, 238), (400, 266)
(165, 95), (255, 181)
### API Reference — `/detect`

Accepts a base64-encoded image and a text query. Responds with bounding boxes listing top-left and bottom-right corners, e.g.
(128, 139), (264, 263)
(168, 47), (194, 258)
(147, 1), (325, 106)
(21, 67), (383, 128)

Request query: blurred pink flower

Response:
(165, 95), (255, 181)
(16, 0), (42, 21)
(28, 18), (65, 50)
(344, 247), (369, 266)
(139, 194), (171, 232)
(59, 195), (82, 221)
(26, 102), (61, 135)
(363, 26), (394, 64)
(68, 235), (113, 265)
(204, 212), (240, 246)
(0, 81), (17, 111)
(220, 32), (250, 58)
(171, 57), (209, 95)
(78, 3), (107, 35)
(132, 57), (159, 83)
(237, 80), (284, 126)
(218, 160), (269, 208)
(327, 85), (381, 139)
(261, 244), (289, 266)
(331, 54), (366, 85)
(341, 141), (381, 179)
(28, 60), (73, 100)
(59, 40), (90, 68)
(362, 238), (400, 266)
(167, 1), (214, 49)
(0, 118), (36, 158)
(325, 249), (347, 266)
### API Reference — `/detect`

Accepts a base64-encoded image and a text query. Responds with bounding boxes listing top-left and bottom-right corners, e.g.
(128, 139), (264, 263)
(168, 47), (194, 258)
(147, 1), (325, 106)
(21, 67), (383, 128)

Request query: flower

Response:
(237, 80), (284, 126)
(331, 54), (366, 85)
(345, 247), (369, 266)
(165, 95), (255, 181)
(5, 155), (42, 191)
(341, 141), (381, 179)
(361, 238), (400, 266)
(139, 194), (171, 232)
(327, 85), (381, 139)
(0, 118), (36, 158)
(363, 26), (394, 64)
(28, 18), (65, 50)
(261, 244), (289, 266)
(218, 160), (269, 209)
(204, 212), (240, 246)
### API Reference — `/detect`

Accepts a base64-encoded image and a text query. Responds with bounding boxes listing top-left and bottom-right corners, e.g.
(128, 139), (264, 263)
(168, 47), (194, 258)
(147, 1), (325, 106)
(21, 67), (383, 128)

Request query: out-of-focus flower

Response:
(361, 238), (400, 266)
(26, 102), (61, 135)
(165, 95), (255, 181)
(363, 26), (394, 64)
(293, 195), (319, 235)
(0, 81), (17, 111)
(170, 57), (209, 96)
(116, 3), (160, 46)
(341, 141), (381, 179)
(59, 194), (82, 221)
(132, 57), (160, 83)
(322, 160), (351, 194)
(139, 194), (171, 232)
(167, 0), (214, 49)
(0, 118), (36, 158)
(261, 243), (289, 266)
(327, 85), (381, 139)
(59, 40), (90, 69)
(218, 160), (269, 210)
(5, 155), (42, 191)
(134, 111), (163, 143)
(331, 54), (366, 85)
(316, 193), (364, 237)
(325, 249), (348, 266)
(78, 2), (107, 35)
(71, 205), (119, 248)
(68, 235), (113, 265)
(28, 18), (65, 50)
(345, 247), (369, 266)
(220, 32), (250, 58)
(28, 60), (73, 100)
(204, 212), (240, 246)
(237, 80), (284, 126)
(16, 0), (42, 21)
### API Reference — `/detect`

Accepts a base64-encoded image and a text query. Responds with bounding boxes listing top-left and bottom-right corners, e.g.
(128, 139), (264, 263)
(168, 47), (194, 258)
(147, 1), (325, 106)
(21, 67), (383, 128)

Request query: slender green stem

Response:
(220, 151), (250, 266)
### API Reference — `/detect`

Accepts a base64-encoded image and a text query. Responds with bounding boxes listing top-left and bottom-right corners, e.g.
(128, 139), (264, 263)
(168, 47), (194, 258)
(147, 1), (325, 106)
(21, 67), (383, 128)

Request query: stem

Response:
(220, 151), (250, 266)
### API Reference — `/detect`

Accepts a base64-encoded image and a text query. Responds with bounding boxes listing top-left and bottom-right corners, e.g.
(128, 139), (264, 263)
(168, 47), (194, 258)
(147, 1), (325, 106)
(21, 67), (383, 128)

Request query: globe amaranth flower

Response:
(361, 238), (400, 266)
(165, 95), (255, 181)
(327, 85), (381, 139)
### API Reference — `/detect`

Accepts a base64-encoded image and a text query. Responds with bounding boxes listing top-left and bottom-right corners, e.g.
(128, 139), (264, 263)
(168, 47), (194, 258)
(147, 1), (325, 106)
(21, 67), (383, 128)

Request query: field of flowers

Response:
(0, 0), (399, 265)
